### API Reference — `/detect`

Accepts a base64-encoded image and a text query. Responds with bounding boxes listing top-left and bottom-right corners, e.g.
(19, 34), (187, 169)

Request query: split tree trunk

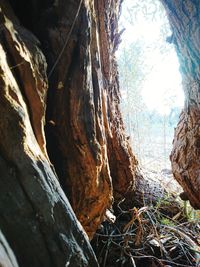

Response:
(24, 0), (138, 237)
(161, 0), (200, 209)
(1, 0), (200, 265)
(0, 2), (98, 266)
(0, 0), (138, 265)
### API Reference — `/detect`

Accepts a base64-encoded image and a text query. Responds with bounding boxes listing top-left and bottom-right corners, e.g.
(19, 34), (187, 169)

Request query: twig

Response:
(163, 225), (200, 265)
(10, 61), (25, 70)
(95, 232), (135, 238)
(131, 254), (195, 267)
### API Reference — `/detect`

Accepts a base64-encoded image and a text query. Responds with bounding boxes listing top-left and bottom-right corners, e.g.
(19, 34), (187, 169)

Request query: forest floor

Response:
(92, 169), (200, 267)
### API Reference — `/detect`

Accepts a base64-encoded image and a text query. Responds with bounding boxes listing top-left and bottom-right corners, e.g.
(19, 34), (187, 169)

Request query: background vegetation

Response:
(117, 0), (184, 172)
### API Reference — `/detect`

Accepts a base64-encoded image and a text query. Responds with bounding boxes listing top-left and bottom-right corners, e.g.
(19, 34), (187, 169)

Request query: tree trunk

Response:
(14, 0), (137, 238)
(161, 0), (200, 209)
(1, 0), (199, 265)
(0, 231), (19, 267)
(0, 0), (138, 265)
(0, 2), (98, 266)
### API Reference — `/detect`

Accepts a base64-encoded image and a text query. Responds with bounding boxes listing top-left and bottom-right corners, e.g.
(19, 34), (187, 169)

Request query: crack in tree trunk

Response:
(0, 0), (200, 266)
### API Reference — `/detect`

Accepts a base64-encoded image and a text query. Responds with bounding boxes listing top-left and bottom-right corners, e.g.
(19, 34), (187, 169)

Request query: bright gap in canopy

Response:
(117, 0), (184, 192)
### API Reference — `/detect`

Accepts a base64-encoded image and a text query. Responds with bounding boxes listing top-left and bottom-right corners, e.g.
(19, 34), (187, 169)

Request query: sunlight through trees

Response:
(117, 0), (184, 172)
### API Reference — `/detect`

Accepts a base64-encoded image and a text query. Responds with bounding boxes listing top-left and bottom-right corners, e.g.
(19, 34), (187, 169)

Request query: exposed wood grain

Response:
(0, 2), (98, 266)
(33, 0), (139, 237)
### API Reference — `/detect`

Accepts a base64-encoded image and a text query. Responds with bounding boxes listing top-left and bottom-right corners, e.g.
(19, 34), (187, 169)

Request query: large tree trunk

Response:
(161, 0), (200, 209)
(0, 0), (138, 264)
(0, 2), (98, 266)
(12, 0), (137, 238)
(1, 0), (199, 265)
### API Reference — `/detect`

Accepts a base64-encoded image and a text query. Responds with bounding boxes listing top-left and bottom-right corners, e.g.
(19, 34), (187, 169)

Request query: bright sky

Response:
(117, 0), (184, 115)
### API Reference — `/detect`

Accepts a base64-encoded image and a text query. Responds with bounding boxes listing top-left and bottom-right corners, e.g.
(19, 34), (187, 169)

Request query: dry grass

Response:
(92, 196), (200, 267)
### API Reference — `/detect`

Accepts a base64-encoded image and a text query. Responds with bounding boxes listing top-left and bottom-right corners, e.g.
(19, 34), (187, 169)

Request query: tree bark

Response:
(161, 0), (200, 209)
(23, 0), (138, 237)
(1, 0), (199, 265)
(0, 231), (19, 267)
(0, 0), (138, 264)
(0, 2), (98, 266)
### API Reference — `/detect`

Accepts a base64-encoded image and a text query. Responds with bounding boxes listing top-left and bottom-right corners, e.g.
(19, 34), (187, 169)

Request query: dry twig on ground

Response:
(92, 196), (200, 267)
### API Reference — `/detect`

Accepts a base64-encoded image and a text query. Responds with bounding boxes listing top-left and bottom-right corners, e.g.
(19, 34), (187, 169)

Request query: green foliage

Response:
(117, 0), (183, 171)
(160, 217), (175, 226)
(182, 201), (200, 221)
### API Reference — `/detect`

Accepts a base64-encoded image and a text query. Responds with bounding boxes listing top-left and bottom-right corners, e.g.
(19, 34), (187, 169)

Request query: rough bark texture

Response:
(1, 0), (199, 265)
(16, 0), (137, 237)
(161, 0), (200, 209)
(0, 0), (138, 264)
(0, 2), (98, 266)
(0, 231), (19, 267)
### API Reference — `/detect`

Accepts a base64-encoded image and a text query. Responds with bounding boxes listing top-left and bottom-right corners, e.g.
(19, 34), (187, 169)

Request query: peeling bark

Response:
(0, 1), (138, 264)
(4, 0), (200, 265)
(96, 0), (138, 201)
(27, 0), (138, 237)
(0, 3), (98, 266)
(161, 0), (200, 209)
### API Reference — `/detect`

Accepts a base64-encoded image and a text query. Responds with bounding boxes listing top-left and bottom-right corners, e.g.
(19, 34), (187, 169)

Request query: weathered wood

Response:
(0, 231), (19, 267)
(161, 0), (200, 209)
(22, 0), (138, 237)
(96, 0), (138, 202)
(0, 3), (98, 266)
